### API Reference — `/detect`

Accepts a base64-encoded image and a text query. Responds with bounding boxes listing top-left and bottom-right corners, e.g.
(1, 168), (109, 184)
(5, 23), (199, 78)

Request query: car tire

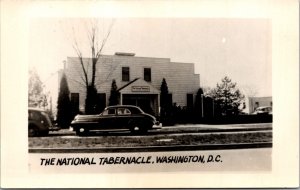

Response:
(28, 125), (38, 137)
(40, 130), (49, 136)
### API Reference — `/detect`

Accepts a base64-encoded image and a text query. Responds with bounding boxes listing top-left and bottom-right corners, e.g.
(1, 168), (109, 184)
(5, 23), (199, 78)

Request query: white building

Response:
(61, 52), (200, 116)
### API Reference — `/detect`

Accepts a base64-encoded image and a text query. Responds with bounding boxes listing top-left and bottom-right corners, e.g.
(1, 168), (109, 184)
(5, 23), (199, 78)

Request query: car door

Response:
(115, 108), (132, 129)
(98, 108), (116, 129)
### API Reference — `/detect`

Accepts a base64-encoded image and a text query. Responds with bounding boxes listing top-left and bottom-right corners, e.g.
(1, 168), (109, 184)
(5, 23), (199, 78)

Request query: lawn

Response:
(29, 131), (272, 149)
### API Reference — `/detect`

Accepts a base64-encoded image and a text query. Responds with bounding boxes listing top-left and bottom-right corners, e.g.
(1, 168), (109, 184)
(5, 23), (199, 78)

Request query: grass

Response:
(29, 132), (272, 149)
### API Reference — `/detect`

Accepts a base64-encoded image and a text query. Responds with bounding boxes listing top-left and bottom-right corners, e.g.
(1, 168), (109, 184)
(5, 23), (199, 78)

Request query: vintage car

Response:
(28, 107), (60, 137)
(252, 106), (272, 115)
(70, 105), (160, 136)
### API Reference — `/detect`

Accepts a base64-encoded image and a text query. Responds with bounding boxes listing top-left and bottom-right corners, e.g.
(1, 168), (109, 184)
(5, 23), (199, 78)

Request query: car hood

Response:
(73, 114), (100, 122)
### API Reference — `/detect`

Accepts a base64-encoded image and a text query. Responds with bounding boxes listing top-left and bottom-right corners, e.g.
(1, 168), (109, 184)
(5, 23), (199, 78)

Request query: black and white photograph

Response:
(28, 17), (272, 166)
(1, 0), (299, 188)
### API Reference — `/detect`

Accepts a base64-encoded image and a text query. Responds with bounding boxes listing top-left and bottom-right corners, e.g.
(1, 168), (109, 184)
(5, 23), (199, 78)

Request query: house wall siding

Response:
(247, 96), (272, 113)
(63, 55), (200, 112)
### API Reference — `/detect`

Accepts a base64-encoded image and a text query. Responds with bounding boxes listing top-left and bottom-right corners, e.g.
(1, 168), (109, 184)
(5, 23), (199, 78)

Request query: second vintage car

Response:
(70, 105), (160, 136)
(28, 107), (60, 137)
(251, 106), (272, 115)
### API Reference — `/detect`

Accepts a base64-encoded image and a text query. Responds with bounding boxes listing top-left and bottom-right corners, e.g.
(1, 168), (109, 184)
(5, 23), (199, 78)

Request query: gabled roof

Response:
(117, 78), (139, 92)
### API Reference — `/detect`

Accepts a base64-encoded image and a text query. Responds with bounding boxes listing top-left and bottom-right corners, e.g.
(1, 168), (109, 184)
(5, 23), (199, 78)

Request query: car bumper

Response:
(152, 121), (162, 129)
(49, 125), (61, 131)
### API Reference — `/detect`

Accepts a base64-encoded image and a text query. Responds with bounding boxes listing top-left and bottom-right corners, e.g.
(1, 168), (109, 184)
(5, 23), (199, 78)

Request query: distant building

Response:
(60, 53), (200, 116)
(246, 96), (272, 114)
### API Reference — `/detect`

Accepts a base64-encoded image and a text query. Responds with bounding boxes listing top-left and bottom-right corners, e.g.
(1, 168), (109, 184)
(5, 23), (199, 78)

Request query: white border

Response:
(1, 0), (299, 188)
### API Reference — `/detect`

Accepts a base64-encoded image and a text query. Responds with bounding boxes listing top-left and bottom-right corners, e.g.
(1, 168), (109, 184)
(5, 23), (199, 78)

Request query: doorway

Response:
(122, 94), (158, 116)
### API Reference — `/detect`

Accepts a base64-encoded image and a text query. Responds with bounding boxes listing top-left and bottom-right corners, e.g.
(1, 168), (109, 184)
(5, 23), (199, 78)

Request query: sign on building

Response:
(131, 86), (150, 92)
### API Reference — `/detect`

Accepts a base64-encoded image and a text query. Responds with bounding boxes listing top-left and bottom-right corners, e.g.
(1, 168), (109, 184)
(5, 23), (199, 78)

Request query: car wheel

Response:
(28, 126), (38, 137)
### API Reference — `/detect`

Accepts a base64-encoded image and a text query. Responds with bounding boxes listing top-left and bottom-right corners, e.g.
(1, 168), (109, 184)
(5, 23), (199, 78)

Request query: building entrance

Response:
(122, 94), (158, 116)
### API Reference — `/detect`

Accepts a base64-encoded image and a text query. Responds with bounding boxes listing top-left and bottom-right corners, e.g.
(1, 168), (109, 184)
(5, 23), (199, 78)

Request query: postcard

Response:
(1, 0), (299, 188)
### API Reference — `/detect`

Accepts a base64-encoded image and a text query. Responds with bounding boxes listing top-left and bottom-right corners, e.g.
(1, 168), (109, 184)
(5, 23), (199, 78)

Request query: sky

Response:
(29, 18), (272, 102)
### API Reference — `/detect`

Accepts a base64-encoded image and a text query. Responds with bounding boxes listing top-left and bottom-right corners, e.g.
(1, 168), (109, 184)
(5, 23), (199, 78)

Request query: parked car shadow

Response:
(47, 130), (150, 137)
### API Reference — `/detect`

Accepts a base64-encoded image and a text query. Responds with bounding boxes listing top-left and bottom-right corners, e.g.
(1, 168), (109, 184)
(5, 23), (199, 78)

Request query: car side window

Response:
(124, 108), (131, 115)
(117, 108), (131, 115)
(102, 108), (116, 116)
(29, 111), (41, 121)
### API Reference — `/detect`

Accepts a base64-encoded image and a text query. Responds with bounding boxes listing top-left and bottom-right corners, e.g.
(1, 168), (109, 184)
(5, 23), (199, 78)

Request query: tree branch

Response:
(95, 20), (115, 59)
(71, 26), (89, 88)
(67, 76), (86, 87)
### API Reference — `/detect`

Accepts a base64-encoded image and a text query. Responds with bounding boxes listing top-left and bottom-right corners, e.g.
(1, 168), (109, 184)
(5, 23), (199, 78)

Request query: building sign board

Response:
(131, 86), (150, 92)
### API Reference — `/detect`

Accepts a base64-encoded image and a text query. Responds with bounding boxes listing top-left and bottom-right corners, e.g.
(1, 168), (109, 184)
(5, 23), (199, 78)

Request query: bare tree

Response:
(71, 19), (114, 114)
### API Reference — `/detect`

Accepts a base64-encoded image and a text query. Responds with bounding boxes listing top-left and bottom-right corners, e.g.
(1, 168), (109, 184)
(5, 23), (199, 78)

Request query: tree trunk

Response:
(91, 58), (97, 87)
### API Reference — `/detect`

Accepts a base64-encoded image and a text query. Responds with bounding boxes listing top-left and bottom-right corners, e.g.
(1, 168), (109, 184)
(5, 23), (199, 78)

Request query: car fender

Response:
(28, 121), (47, 131)
(28, 121), (49, 136)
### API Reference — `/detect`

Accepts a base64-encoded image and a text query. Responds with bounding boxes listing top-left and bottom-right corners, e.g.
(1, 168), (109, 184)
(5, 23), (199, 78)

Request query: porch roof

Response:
(118, 78), (160, 94)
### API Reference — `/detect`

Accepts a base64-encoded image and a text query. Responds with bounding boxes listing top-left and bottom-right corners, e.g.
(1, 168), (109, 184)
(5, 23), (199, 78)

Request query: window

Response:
(122, 67), (130, 81)
(102, 108), (116, 116)
(29, 111), (41, 121)
(144, 68), (151, 82)
(96, 93), (106, 113)
(117, 108), (131, 115)
(71, 93), (79, 114)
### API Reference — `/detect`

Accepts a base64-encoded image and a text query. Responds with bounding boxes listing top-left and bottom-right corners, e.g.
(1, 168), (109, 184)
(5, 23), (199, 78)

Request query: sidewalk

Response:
(49, 123), (272, 136)
(162, 123), (272, 130)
